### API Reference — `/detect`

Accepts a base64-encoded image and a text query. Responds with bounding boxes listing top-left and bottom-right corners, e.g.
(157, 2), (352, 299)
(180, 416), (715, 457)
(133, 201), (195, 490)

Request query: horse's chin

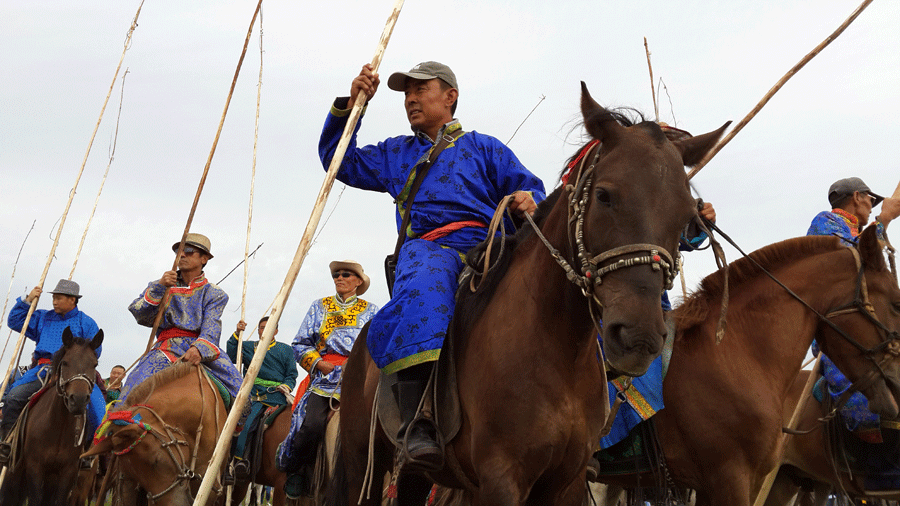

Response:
(866, 375), (900, 420)
(603, 344), (660, 378)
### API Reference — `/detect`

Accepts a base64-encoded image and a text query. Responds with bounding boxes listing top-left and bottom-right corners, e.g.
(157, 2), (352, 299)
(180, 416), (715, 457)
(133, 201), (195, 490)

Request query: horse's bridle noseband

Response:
(56, 368), (96, 447)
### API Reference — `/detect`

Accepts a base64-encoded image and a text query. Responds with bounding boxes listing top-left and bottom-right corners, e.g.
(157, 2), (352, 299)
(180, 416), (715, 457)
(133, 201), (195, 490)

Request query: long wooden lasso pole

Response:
(0, 222), (35, 353)
(69, 70), (130, 280)
(686, 0), (875, 181)
(235, 7), (265, 374)
(0, 0), (145, 413)
(751, 355), (822, 506)
(143, 0), (263, 355)
(190, 1), (406, 503)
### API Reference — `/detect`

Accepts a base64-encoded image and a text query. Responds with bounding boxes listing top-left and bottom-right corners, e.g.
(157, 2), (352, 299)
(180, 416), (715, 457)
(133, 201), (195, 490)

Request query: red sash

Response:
(157, 327), (200, 342)
(291, 353), (347, 413)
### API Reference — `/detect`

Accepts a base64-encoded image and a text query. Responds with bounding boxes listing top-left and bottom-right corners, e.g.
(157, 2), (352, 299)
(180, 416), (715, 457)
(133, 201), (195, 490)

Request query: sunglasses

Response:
(332, 271), (356, 279)
(181, 246), (201, 256)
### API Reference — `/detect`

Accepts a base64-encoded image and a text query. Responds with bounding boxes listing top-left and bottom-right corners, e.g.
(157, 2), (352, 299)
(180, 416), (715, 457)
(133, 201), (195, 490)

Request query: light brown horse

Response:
(0, 327), (103, 506)
(598, 226), (900, 505)
(83, 361), (227, 506)
(328, 83), (729, 506)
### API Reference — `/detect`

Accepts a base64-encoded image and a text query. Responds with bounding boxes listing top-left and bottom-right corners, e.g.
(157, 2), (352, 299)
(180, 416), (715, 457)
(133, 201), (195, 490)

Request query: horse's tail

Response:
(324, 436), (349, 506)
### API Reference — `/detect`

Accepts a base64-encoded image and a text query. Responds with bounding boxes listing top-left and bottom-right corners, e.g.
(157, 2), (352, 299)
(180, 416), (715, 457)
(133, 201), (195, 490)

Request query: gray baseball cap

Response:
(48, 279), (82, 299)
(828, 177), (884, 208)
(387, 61), (458, 92)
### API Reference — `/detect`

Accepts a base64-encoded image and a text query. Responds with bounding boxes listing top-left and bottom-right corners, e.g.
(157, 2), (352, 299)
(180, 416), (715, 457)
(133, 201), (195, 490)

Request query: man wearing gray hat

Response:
(806, 177), (900, 489)
(1, 279), (104, 444)
(318, 62), (545, 469)
(122, 233), (242, 404)
(807, 177), (899, 241)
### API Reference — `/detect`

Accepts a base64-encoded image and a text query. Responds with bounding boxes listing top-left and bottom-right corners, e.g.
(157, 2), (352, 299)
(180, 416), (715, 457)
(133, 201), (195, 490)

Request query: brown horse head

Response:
(577, 82), (728, 376)
(55, 327), (103, 415)
(815, 225), (900, 418)
(83, 362), (225, 505)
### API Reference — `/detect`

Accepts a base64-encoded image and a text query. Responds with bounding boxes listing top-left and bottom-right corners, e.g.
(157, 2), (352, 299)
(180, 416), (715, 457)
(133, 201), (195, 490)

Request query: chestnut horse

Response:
(0, 327), (103, 506)
(597, 226), (900, 505)
(328, 83), (729, 506)
(83, 361), (227, 506)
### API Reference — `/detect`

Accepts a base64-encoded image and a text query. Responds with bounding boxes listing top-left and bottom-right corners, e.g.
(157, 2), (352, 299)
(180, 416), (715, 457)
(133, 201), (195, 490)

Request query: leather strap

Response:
(392, 129), (465, 257)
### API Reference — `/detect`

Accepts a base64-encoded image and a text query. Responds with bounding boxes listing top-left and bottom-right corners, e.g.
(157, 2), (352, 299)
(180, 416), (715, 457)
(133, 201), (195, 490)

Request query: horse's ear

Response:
(672, 121), (731, 167)
(62, 326), (74, 348)
(859, 224), (887, 271)
(81, 437), (114, 458)
(580, 81), (625, 143)
(90, 330), (104, 351)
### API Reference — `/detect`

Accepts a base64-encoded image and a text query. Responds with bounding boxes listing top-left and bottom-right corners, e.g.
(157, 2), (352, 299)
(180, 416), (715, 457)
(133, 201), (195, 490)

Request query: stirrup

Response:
(400, 415), (444, 473)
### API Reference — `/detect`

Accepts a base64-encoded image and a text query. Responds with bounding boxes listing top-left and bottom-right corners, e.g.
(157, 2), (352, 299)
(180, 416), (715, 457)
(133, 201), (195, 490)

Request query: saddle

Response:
(820, 388), (900, 493)
(244, 404), (287, 480)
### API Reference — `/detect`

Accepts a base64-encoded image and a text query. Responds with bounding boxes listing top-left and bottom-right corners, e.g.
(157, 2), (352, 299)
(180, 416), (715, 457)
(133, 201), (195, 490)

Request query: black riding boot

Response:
(395, 366), (441, 470)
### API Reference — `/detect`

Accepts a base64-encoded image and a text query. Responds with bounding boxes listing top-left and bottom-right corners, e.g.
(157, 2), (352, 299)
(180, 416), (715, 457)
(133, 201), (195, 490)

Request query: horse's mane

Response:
(673, 235), (843, 329)
(452, 187), (562, 335)
(119, 361), (195, 408)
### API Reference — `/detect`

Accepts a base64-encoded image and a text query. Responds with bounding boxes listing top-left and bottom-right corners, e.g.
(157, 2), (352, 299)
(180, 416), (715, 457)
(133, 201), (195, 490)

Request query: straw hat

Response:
(328, 260), (370, 296)
(171, 232), (213, 258)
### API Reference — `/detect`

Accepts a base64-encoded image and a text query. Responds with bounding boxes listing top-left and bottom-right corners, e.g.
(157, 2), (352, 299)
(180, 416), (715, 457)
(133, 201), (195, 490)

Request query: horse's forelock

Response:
(673, 236), (843, 330)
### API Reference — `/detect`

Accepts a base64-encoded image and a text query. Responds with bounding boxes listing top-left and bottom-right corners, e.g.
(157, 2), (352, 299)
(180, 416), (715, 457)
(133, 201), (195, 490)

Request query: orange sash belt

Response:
(419, 220), (486, 242)
(291, 353), (347, 413)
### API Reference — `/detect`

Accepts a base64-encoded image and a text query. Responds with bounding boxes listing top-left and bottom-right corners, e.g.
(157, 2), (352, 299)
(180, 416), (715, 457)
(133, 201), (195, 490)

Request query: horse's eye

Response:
(595, 188), (612, 207)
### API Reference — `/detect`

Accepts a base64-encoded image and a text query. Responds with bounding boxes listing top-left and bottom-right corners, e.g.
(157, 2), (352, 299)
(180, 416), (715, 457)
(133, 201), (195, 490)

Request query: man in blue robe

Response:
(1, 279), (105, 459)
(318, 61), (545, 468)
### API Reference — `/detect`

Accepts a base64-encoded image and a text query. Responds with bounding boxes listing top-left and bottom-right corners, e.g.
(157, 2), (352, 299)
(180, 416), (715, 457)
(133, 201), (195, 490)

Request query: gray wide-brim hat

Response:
(48, 279), (82, 299)
(828, 177), (884, 208)
(172, 232), (213, 258)
(329, 260), (370, 296)
(387, 61), (458, 92)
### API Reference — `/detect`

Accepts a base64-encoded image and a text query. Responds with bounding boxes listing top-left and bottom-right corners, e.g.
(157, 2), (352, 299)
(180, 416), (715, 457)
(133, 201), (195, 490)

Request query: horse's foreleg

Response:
(471, 474), (527, 506)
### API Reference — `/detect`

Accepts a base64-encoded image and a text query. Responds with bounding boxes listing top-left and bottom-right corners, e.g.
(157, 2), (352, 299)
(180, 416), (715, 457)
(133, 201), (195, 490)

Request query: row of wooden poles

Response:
(0, 0), (885, 504)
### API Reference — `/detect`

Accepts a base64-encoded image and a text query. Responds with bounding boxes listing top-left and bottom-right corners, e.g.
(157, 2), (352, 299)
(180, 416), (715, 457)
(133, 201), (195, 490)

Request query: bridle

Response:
(518, 142), (678, 330)
(96, 365), (222, 502)
(704, 219), (900, 431)
(56, 360), (97, 448)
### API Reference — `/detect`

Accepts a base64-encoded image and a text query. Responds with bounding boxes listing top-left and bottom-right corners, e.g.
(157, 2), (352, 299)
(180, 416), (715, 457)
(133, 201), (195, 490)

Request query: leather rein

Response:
(703, 220), (900, 434)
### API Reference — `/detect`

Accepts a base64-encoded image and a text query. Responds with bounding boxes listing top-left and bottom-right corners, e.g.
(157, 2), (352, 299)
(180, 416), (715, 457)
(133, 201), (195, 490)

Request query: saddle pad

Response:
(593, 419), (658, 478)
(206, 372), (232, 410)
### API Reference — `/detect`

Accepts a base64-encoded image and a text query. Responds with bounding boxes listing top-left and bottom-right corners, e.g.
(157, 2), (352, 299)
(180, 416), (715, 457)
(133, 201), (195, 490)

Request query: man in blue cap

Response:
(1, 279), (104, 456)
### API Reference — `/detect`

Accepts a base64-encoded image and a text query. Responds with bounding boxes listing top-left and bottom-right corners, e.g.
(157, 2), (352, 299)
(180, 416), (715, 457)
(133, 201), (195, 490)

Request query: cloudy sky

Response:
(1, 0), (897, 378)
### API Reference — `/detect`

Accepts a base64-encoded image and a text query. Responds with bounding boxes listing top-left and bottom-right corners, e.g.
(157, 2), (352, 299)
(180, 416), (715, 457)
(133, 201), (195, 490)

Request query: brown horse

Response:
(229, 405), (292, 506)
(597, 226), (900, 505)
(328, 83), (729, 506)
(768, 367), (900, 502)
(0, 327), (103, 506)
(83, 361), (227, 506)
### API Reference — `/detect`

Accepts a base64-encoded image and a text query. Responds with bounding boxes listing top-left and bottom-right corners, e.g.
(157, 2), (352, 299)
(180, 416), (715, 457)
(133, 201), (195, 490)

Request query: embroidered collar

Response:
(414, 119), (461, 143)
(832, 208), (860, 237)
(333, 294), (358, 309)
(176, 271), (209, 288)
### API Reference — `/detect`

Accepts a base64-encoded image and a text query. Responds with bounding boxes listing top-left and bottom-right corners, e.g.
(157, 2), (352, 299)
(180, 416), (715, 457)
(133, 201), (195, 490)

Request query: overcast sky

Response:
(1, 0), (898, 378)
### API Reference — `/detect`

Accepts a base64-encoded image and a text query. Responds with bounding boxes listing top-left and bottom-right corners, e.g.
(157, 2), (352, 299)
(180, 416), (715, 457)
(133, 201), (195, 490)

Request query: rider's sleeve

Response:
(7, 297), (44, 342)
(318, 100), (394, 194)
(293, 300), (323, 375)
(194, 288), (229, 362)
(128, 281), (168, 327)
